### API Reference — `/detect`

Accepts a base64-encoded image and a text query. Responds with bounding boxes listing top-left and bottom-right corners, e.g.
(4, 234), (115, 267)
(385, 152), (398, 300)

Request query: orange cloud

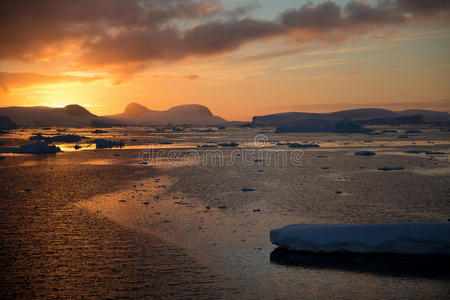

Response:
(0, 71), (102, 93)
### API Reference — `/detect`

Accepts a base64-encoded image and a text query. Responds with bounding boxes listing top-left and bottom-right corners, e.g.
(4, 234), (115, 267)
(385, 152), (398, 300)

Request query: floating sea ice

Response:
(270, 223), (450, 255)
(218, 142), (239, 147)
(354, 151), (376, 156)
(378, 167), (404, 171)
(288, 143), (320, 148)
(0, 142), (61, 154)
(406, 129), (422, 134)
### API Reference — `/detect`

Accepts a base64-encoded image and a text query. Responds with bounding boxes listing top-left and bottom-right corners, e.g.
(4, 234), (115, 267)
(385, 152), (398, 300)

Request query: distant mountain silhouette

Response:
(63, 104), (94, 117)
(253, 108), (449, 127)
(1, 104), (446, 128)
(0, 103), (227, 127)
(122, 103), (150, 117)
(0, 116), (17, 129)
(108, 103), (226, 126)
(397, 110), (450, 123)
(328, 108), (399, 121)
(0, 105), (106, 127)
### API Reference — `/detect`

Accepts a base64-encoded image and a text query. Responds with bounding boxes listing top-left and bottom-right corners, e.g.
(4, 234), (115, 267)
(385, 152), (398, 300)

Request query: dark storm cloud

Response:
(182, 19), (282, 54)
(76, 18), (282, 70)
(280, 1), (418, 32)
(280, 1), (345, 30)
(222, 1), (260, 19)
(396, 0), (450, 15)
(0, 0), (222, 61)
(1, 0), (449, 74)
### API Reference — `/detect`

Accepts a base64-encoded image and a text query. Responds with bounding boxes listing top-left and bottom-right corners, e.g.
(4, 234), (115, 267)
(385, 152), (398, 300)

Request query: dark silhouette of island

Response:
(0, 105), (105, 127)
(253, 108), (449, 132)
(0, 103), (227, 127)
(0, 116), (17, 129)
(0, 104), (448, 128)
(106, 103), (227, 126)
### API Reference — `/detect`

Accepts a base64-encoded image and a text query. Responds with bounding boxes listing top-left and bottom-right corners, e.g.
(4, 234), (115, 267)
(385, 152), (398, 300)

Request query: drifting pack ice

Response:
(270, 223), (450, 255)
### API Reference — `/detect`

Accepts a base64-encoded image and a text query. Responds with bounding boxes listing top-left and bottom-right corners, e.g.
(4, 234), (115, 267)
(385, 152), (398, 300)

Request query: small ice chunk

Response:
(93, 139), (124, 149)
(288, 143), (320, 148)
(406, 129), (422, 134)
(425, 151), (445, 155)
(354, 151), (376, 156)
(218, 142), (239, 147)
(378, 167), (404, 171)
(406, 150), (425, 154)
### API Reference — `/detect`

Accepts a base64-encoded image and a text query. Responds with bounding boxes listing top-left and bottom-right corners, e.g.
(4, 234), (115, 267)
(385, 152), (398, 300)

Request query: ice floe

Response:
(93, 139), (125, 149)
(270, 223), (450, 255)
(378, 167), (404, 171)
(0, 141), (61, 154)
(218, 142), (239, 147)
(354, 151), (376, 156)
(91, 129), (108, 134)
(406, 129), (422, 134)
(288, 143), (320, 148)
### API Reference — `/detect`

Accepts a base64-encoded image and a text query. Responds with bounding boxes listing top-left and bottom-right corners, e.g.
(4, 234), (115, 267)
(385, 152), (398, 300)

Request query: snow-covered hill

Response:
(107, 103), (227, 126)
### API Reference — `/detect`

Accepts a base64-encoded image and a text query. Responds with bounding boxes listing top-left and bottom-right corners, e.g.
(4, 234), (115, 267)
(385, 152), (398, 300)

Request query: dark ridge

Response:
(63, 105), (95, 117)
(123, 103), (150, 117)
(0, 116), (17, 129)
(168, 104), (213, 117)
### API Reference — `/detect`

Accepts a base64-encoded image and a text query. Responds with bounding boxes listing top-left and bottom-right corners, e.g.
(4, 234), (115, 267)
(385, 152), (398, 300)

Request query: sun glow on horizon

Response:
(36, 101), (69, 108)
(0, 1), (449, 120)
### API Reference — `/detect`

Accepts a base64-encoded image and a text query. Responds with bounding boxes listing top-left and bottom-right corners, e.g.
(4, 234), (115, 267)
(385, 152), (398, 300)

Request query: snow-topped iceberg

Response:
(270, 223), (450, 255)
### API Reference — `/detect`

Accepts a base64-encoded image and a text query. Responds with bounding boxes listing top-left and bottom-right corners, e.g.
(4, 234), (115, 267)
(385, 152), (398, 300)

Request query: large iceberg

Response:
(275, 119), (373, 133)
(270, 223), (450, 255)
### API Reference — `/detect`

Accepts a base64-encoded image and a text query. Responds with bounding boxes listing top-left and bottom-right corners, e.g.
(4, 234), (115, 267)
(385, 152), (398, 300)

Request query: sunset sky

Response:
(1, 0), (449, 121)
